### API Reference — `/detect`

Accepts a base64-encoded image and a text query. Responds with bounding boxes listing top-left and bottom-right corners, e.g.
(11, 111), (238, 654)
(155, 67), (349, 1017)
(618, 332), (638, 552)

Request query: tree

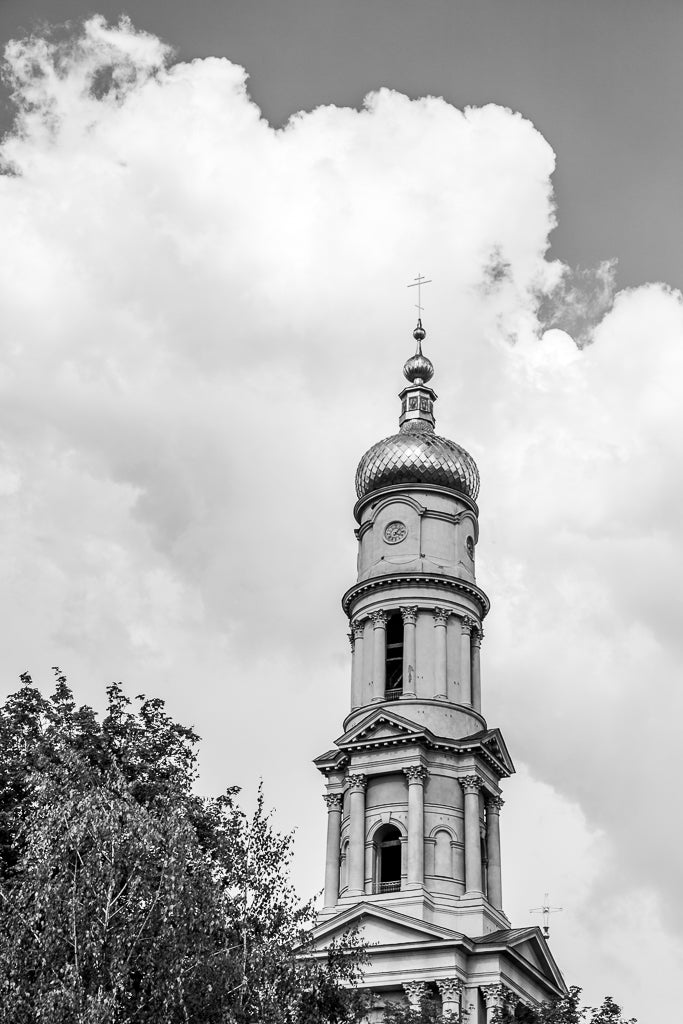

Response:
(0, 671), (366, 1024)
(490, 987), (637, 1024)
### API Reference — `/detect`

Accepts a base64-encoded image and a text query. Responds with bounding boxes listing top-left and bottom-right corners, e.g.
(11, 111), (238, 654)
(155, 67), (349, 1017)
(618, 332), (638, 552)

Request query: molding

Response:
(354, 481), (480, 524)
(342, 571), (490, 618)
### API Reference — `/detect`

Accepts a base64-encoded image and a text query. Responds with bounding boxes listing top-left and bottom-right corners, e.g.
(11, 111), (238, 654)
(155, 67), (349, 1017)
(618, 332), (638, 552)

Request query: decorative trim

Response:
(342, 571), (490, 618)
(354, 481), (479, 523)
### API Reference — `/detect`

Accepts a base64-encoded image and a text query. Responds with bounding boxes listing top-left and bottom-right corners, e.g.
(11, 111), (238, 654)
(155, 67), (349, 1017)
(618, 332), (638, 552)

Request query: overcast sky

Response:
(0, 6), (682, 1022)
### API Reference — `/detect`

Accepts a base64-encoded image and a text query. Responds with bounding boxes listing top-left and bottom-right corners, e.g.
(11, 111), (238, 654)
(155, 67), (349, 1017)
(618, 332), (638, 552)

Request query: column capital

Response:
(459, 774), (483, 795)
(323, 793), (343, 811)
(436, 977), (463, 1001)
(347, 632), (355, 652)
(471, 627), (484, 648)
(460, 615), (475, 635)
(403, 981), (428, 1008)
(482, 984), (516, 1012)
(401, 605), (418, 625)
(370, 610), (387, 628)
(347, 773), (367, 792)
(487, 795), (504, 814)
(403, 765), (428, 784)
(433, 606), (450, 626)
(351, 618), (365, 640)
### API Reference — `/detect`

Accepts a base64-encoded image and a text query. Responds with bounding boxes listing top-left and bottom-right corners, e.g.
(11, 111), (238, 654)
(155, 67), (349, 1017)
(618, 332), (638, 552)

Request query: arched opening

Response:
(385, 613), (404, 700)
(434, 829), (453, 877)
(374, 824), (402, 893)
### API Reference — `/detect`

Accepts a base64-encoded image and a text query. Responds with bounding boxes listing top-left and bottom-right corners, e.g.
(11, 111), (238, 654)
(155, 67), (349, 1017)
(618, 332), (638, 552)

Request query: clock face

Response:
(384, 520), (407, 545)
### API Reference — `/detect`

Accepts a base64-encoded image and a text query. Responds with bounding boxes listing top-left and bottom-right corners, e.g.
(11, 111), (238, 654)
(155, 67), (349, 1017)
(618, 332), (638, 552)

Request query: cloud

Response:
(0, 17), (680, 1021)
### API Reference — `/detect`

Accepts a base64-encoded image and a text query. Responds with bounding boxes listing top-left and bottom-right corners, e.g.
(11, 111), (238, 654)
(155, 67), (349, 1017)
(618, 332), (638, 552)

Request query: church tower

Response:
(312, 320), (566, 1021)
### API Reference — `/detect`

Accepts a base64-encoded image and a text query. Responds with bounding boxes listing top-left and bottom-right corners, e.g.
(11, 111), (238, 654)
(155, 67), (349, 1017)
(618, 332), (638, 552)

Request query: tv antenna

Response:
(530, 892), (563, 940)
(407, 273), (432, 320)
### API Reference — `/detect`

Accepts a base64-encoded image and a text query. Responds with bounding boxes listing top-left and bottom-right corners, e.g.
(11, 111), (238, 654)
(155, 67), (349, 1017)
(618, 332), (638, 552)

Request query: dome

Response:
(355, 421), (480, 501)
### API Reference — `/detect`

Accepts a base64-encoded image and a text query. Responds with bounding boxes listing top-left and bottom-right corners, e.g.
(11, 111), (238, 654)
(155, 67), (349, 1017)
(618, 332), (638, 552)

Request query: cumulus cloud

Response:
(0, 17), (680, 1021)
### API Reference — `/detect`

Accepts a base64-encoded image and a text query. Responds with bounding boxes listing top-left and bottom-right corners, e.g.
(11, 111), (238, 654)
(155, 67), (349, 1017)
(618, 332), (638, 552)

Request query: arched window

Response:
(340, 839), (349, 893)
(374, 824), (402, 893)
(434, 830), (453, 877)
(385, 613), (404, 699)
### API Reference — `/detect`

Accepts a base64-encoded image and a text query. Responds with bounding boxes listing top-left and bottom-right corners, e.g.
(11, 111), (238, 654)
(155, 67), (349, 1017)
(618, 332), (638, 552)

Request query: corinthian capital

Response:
(346, 773), (367, 792)
(471, 627), (484, 647)
(459, 774), (483, 795)
(460, 615), (475, 635)
(403, 981), (427, 1008)
(351, 619), (365, 641)
(370, 610), (387, 628)
(487, 795), (504, 814)
(482, 984), (516, 1011)
(433, 607), (450, 626)
(436, 978), (463, 1002)
(400, 605), (418, 625)
(323, 793), (343, 810)
(403, 765), (428, 783)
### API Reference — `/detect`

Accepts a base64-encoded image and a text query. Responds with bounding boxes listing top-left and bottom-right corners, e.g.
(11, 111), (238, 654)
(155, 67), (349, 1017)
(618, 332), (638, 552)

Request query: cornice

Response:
(353, 481), (479, 525)
(342, 571), (490, 618)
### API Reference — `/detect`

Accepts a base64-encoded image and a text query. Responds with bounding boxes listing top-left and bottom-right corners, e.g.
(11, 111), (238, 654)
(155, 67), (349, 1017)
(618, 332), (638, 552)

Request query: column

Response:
(322, 793), (343, 908)
(404, 765), (427, 887)
(404, 981), (427, 1011)
(433, 607), (449, 699)
(486, 795), (504, 911)
(350, 619), (365, 709)
(460, 616), (474, 704)
(370, 610), (387, 701)
(471, 627), (483, 713)
(346, 774), (367, 896)
(437, 979), (463, 1019)
(482, 984), (516, 1022)
(460, 774), (483, 893)
(401, 606), (417, 696)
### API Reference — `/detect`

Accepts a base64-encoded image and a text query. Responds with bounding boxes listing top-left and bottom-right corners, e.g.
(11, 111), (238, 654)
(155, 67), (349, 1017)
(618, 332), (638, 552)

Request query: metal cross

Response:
(530, 892), (563, 940)
(407, 273), (432, 319)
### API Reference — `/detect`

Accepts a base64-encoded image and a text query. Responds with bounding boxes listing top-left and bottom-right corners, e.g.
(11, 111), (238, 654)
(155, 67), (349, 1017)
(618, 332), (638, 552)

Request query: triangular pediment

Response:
(473, 927), (566, 991)
(312, 902), (463, 951)
(336, 707), (432, 750)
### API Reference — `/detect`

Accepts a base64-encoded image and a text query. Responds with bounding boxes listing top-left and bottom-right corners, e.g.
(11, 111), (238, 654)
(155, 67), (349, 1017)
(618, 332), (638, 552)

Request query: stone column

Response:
(346, 774), (367, 896)
(350, 619), (365, 709)
(404, 981), (427, 1010)
(322, 793), (343, 908)
(460, 616), (474, 704)
(437, 978), (463, 1019)
(471, 627), (483, 713)
(370, 611), (387, 701)
(486, 795), (504, 911)
(401, 606), (418, 696)
(404, 766), (427, 887)
(482, 984), (516, 1022)
(460, 774), (483, 893)
(433, 607), (449, 699)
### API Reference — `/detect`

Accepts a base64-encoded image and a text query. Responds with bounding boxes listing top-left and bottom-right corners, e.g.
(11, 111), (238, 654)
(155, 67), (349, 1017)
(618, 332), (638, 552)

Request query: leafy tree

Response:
(491, 987), (637, 1024)
(0, 671), (366, 1024)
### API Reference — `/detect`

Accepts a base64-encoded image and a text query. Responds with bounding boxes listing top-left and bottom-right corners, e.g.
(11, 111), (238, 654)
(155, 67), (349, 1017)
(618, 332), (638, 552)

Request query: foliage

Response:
(0, 671), (366, 1024)
(491, 987), (637, 1024)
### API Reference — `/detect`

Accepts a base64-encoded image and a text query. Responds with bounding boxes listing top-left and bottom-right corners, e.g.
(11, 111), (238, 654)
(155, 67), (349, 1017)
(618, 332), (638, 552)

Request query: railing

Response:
(384, 688), (403, 702)
(378, 880), (401, 893)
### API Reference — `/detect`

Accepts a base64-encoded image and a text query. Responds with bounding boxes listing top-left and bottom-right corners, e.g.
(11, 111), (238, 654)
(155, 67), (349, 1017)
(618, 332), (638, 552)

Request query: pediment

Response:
(336, 708), (431, 751)
(473, 927), (566, 992)
(312, 902), (463, 951)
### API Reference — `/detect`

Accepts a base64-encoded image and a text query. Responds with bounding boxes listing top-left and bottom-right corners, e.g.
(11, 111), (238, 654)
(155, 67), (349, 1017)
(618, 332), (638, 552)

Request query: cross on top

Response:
(530, 892), (563, 939)
(407, 273), (432, 319)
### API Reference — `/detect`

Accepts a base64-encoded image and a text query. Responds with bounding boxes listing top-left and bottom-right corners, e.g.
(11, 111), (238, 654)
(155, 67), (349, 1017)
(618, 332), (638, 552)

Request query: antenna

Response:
(530, 892), (563, 940)
(407, 273), (432, 320)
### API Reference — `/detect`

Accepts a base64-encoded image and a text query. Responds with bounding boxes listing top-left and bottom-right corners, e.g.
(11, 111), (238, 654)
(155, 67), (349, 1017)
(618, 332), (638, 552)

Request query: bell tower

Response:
(312, 320), (566, 1021)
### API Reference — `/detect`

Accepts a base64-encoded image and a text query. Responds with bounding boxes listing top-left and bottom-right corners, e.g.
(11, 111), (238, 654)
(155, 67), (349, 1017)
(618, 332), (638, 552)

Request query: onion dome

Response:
(355, 322), (480, 501)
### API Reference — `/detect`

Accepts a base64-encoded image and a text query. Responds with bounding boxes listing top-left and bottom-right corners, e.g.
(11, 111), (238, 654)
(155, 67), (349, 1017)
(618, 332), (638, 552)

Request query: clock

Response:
(384, 521), (407, 544)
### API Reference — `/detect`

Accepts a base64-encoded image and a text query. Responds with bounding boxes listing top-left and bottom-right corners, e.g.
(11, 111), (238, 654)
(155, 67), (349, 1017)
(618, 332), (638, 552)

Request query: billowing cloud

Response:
(0, 17), (680, 1021)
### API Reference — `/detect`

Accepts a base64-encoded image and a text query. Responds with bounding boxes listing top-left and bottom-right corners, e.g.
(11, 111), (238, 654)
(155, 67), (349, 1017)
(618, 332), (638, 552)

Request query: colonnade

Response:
(348, 608), (483, 711)
(402, 979), (520, 1022)
(322, 772), (503, 910)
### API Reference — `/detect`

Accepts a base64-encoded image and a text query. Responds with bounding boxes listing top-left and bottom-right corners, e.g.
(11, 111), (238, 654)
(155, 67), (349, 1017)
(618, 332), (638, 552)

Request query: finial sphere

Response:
(413, 322), (426, 343)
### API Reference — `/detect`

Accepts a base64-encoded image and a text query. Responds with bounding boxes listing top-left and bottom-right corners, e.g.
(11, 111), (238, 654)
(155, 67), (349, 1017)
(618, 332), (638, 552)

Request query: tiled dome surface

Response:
(355, 423), (480, 501)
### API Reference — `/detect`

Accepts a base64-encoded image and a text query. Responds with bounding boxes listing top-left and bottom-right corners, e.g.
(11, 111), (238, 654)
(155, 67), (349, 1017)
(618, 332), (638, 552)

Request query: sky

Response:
(0, 5), (682, 1022)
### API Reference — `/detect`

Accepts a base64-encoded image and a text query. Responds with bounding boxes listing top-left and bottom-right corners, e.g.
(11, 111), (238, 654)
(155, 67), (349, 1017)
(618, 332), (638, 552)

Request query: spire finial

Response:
(407, 273), (432, 321)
